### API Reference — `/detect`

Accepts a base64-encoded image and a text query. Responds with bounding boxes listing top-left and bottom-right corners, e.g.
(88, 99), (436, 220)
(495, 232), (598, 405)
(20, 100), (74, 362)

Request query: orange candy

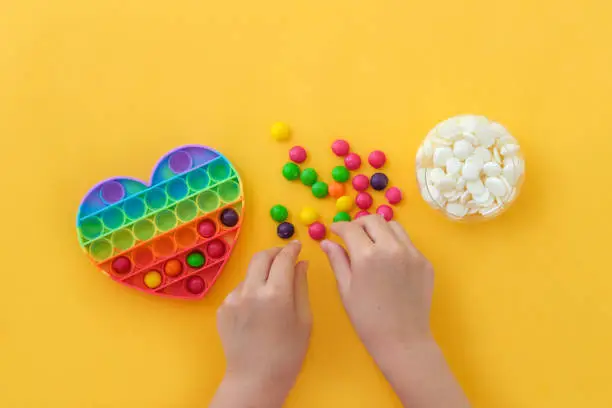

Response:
(164, 259), (183, 277)
(328, 182), (345, 198)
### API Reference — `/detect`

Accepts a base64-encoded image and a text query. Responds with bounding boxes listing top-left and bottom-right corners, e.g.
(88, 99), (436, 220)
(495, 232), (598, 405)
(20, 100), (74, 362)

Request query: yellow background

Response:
(1, 0), (611, 407)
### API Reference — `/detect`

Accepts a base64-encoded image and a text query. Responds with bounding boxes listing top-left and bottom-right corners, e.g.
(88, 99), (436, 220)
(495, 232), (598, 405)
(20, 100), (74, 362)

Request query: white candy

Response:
(473, 146), (492, 162)
(453, 140), (473, 160)
(485, 177), (507, 197)
(433, 147), (454, 167)
(466, 180), (486, 196)
(483, 162), (501, 177)
(437, 176), (457, 192)
(446, 157), (462, 175)
(462, 157), (483, 181)
(501, 143), (519, 156)
(428, 168), (445, 184)
(446, 203), (468, 218)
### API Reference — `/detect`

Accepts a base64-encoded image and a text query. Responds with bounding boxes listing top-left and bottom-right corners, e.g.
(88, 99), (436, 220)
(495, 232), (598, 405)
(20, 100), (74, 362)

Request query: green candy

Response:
(311, 181), (329, 198)
(331, 166), (350, 183)
(300, 168), (318, 186)
(282, 162), (301, 180)
(186, 251), (205, 268)
(270, 205), (288, 222)
(333, 211), (352, 222)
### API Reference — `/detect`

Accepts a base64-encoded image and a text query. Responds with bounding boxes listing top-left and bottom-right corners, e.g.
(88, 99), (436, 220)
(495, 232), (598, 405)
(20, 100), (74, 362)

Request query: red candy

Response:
(186, 276), (206, 294)
(355, 210), (370, 219)
(197, 219), (216, 238)
(331, 139), (350, 156)
(368, 150), (386, 169)
(206, 239), (226, 258)
(352, 174), (369, 191)
(344, 153), (361, 170)
(308, 222), (327, 241)
(376, 205), (394, 221)
(355, 192), (373, 210)
(289, 146), (307, 163)
(111, 256), (131, 274)
(385, 187), (403, 205)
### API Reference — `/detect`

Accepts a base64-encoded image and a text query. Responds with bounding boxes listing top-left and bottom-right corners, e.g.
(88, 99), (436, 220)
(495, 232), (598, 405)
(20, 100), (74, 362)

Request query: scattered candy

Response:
(289, 146), (307, 163)
(197, 219), (217, 238)
(331, 166), (350, 183)
(385, 187), (403, 205)
(328, 182), (345, 198)
(352, 174), (369, 191)
(331, 139), (350, 156)
(333, 212), (351, 222)
(270, 204), (289, 222)
(186, 250), (206, 268)
(282, 162), (301, 181)
(308, 222), (327, 240)
(164, 259), (183, 277)
(144, 270), (162, 289)
(111, 256), (131, 274)
(299, 207), (319, 225)
(300, 168), (318, 186)
(370, 173), (389, 191)
(186, 276), (205, 294)
(355, 210), (370, 219)
(336, 195), (354, 212)
(355, 192), (373, 210)
(271, 122), (291, 141)
(277, 222), (295, 239)
(220, 208), (239, 227)
(368, 150), (386, 169)
(376, 205), (394, 221)
(312, 181), (329, 198)
(344, 153), (361, 170)
(207, 239), (226, 258)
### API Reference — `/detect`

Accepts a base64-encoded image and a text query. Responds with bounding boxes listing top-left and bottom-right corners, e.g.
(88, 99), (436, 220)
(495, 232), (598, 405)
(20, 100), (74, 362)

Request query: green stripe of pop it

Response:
(78, 174), (241, 246)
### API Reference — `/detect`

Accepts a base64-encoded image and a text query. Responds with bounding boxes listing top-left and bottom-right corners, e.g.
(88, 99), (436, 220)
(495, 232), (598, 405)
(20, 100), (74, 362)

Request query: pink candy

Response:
(385, 187), (403, 205)
(331, 139), (350, 156)
(344, 153), (361, 170)
(355, 192), (373, 210)
(354, 210), (370, 219)
(308, 222), (327, 241)
(368, 150), (386, 169)
(376, 205), (394, 221)
(289, 146), (307, 163)
(352, 174), (369, 191)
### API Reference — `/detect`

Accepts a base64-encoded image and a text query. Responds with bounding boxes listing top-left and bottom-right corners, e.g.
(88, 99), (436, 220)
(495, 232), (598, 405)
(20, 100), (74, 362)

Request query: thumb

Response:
(320, 240), (351, 294)
(294, 261), (311, 322)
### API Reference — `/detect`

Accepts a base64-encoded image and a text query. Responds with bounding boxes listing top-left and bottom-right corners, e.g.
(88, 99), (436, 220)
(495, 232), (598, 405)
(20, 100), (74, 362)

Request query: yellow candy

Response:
(299, 206), (319, 225)
(270, 122), (291, 141)
(336, 196), (353, 212)
(144, 270), (162, 289)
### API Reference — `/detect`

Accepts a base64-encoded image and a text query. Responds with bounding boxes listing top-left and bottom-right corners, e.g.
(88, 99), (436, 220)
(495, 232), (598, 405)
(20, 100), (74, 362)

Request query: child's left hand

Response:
(211, 241), (312, 408)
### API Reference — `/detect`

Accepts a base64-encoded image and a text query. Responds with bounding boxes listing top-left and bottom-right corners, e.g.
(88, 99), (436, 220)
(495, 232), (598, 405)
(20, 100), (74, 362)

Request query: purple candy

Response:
(100, 181), (125, 204)
(370, 173), (389, 191)
(168, 151), (193, 174)
(277, 222), (295, 239)
(220, 208), (239, 227)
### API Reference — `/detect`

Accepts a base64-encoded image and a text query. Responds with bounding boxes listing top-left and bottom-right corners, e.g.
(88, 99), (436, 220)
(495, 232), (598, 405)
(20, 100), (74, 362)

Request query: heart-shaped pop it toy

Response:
(76, 145), (244, 299)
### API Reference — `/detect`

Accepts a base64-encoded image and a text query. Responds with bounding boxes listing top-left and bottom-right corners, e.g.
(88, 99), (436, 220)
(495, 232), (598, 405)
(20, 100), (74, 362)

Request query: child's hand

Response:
(211, 241), (311, 408)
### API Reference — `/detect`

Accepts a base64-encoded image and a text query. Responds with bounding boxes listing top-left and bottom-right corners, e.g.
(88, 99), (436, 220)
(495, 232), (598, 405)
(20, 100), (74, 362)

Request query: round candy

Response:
(355, 192), (373, 210)
(197, 219), (217, 238)
(376, 205), (394, 221)
(164, 259), (183, 277)
(385, 187), (403, 205)
(299, 207), (319, 225)
(355, 210), (370, 219)
(186, 250), (206, 268)
(331, 139), (350, 156)
(333, 211), (351, 222)
(144, 270), (162, 289)
(300, 168), (318, 186)
(331, 166), (350, 183)
(111, 256), (131, 274)
(271, 122), (291, 141)
(220, 208), (239, 227)
(368, 150), (386, 169)
(328, 182), (345, 198)
(344, 153), (361, 170)
(352, 174), (369, 191)
(308, 222), (327, 241)
(270, 204), (289, 222)
(277, 222), (295, 239)
(336, 195), (353, 212)
(186, 276), (206, 294)
(207, 239), (226, 258)
(311, 181), (329, 198)
(289, 146), (307, 163)
(370, 173), (389, 191)
(282, 162), (301, 181)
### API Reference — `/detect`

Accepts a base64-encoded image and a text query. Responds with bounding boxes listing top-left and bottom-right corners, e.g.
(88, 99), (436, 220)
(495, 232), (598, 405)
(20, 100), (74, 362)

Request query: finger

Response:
(268, 241), (302, 292)
(320, 240), (351, 294)
(224, 281), (244, 304)
(243, 247), (282, 292)
(387, 221), (414, 247)
(330, 221), (373, 256)
(353, 214), (394, 243)
(294, 260), (311, 321)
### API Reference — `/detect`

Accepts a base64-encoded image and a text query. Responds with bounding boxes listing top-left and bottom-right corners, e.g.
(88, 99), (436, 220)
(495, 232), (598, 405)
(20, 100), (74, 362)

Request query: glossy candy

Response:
(370, 173), (389, 191)
(186, 276), (206, 294)
(368, 150), (386, 169)
(207, 239), (226, 258)
(271, 122), (291, 141)
(282, 162), (301, 180)
(385, 187), (403, 205)
(270, 204), (289, 222)
(308, 222), (327, 240)
(352, 174), (369, 191)
(336, 196), (353, 212)
(355, 192), (373, 210)
(328, 182), (345, 198)
(312, 181), (329, 198)
(355, 210), (370, 219)
(186, 250), (206, 268)
(197, 219), (217, 238)
(164, 259), (183, 277)
(111, 256), (131, 274)
(333, 212), (351, 222)
(331, 166), (350, 183)
(289, 146), (307, 163)
(299, 207), (319, 225)
(300, 168), (318, 186)
(331, 139), (350, 156)
(220, 208), (239, 227)
(144, 271), (162, 289)
(376, 205), (394, 221)
(344, 153), (361, 170)
(277, 222), (295, 239)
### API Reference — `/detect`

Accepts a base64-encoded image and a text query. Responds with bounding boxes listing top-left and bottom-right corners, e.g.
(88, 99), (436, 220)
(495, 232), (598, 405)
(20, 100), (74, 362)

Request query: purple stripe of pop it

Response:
(78, 154), (227, 223)
(79, 175), (241, 247)
(151, 146), (220, 186)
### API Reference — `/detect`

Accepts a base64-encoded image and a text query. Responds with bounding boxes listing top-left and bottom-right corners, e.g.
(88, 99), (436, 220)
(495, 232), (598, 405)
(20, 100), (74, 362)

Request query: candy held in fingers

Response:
(331, 139), (350, 156)
(370, 173), (389, 191)
(344, 153), (361, 170)
(355, 192), (373, 210)
(376, 205), (394, 221)
(271, 122), (291, 141)
(368, 150), (386, 168)
(277, 222), (295, 239)
(333, 211), (352, 222)
(289, 146), (307, 163)
(385, 187), (402, 204)
(352, 174), (369, 191)
(355, 210), (370, 219)
(308, 222), (327, 240)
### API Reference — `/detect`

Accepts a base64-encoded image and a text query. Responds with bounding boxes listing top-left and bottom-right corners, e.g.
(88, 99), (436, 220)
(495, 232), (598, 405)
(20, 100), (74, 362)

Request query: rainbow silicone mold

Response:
(76, 145), (244, 299)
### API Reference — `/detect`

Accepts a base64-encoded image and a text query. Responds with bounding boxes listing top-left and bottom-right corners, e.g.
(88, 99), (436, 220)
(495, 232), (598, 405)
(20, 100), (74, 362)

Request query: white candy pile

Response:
(416, 115), (525, 220)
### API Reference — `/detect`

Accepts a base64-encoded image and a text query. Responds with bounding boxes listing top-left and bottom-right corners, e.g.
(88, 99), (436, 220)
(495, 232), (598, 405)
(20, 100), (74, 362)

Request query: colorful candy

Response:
(299, 207), (319, 225)
(333, 212), (351, 222)
(186, 250), (206, 268)
(328, 182), (345, 198)
(370, 173), (389, 191)
(385, 187), (403, 205)
(344, 153), (361, 170)
(164, 259), (183, 277)
(336, 196), (353, 212)
(355, 192), (373, 210)
(312, 181), (329, 198)
(197, 219), (216, 238)
(207, 239), (226, 258)
(331, 166), (350, 183)
(186, 276), (205, 294)
(355, 210), (370, 219)
(220, 208), (239, 227)
(331, 139), (350, 156)
(352, 174), (369, 191)
(308, 222), (327, 240)
(271, 122), (291, 141)
(300, 168), (318, 186)
(376, 205), (394, 221)
(368, 150), (386, 169)
(277, 222), (295, 239)
(282, 162), (301, 181)
(289, 146), (307, 163)
(144, 270), (162, 289)
(270, 204), (289, 222)
(111, 256), (131, 274)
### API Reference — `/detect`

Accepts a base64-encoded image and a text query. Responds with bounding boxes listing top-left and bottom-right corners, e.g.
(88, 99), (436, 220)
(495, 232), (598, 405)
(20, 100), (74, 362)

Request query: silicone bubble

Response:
(133, 219), (156, 241)
(152, 236), (176, 257)
(90, 239), (113, 261)
(80, 217), (103, 240)
(102, 207), (125, 230)
(145, 188), (167, 210)
(166, 178), (189, 201)
(111, 229), (134, 251)
(133, 246), (154, 267)
(186, 168), (210, 192)
(197, 191), (220, 213)
(123, 197), (146, 220)
(208, 160), (231, 182)
(217, 180), (241, 203)
(155, 210), (177, 232)
(176, 227), (198, 248)
(176, 200), (198, 222)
